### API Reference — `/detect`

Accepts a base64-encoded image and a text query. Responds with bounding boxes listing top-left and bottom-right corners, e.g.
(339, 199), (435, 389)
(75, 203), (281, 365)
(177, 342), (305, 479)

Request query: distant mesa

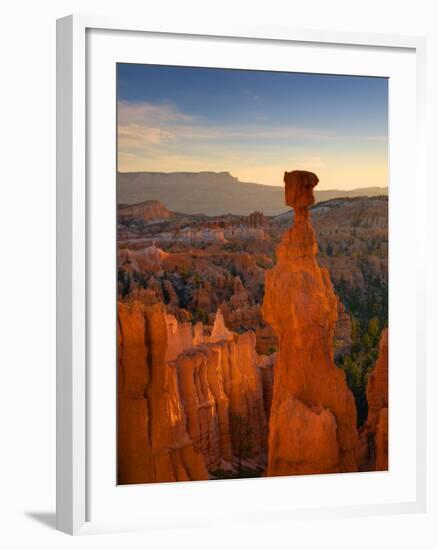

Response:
(117, 171), (388, 217)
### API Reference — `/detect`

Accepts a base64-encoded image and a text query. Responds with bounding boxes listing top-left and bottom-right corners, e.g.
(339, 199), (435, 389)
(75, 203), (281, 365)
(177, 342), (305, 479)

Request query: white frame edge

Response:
(56, 13), (427, 535)
(56, 15), (87, 535)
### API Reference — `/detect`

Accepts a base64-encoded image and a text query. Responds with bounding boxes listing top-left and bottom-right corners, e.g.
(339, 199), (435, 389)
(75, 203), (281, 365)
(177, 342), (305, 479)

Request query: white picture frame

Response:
(56, 14), (427, 535)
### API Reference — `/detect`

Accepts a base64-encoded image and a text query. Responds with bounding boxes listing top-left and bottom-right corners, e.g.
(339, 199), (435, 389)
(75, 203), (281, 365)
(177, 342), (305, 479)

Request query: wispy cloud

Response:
(117, 100), (387, 188)
(118, 124), (175, 146)
(118, 101), (195, 125)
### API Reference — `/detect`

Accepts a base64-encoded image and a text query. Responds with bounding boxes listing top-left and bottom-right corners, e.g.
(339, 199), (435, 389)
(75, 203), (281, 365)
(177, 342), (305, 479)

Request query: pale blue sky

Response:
(117, 64), (388, 190)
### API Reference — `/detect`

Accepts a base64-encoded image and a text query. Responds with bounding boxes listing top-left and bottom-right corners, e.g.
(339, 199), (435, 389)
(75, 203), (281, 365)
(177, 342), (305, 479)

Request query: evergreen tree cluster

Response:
(336, 315), (383, 426)
(334, 270), (388, 427)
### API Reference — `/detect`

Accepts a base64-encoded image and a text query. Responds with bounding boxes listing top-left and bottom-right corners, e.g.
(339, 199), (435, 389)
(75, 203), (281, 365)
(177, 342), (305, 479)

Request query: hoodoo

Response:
(262, 170), (359, 476)
(117, 298), (272, 482)
(117, 301), (208, 484)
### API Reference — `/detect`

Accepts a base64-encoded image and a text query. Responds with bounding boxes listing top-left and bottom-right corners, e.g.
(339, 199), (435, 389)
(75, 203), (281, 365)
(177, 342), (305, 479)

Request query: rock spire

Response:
(262, 170), (359, 476)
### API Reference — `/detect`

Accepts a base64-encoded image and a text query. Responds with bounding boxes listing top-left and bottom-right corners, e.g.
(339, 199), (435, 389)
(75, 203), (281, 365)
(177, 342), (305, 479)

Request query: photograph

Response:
(116, 63), (389, 484)
(1, 1), (432, 545)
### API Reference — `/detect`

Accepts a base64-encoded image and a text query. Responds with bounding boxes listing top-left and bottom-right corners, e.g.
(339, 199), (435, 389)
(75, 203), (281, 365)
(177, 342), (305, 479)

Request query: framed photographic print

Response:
(56, 15), (427, 535)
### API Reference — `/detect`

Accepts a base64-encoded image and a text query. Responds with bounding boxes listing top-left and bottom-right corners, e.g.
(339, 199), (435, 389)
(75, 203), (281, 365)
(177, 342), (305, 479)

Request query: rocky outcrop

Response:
(210, 309), (233, 342)
(229, 276), (251, 308)
(118, 242), (169, 273)
(165, 313), (202, 361)
(218, 275), (264, 336)
(162, 279), (179, 307)
(255, 325), (278, 355)
(117, 301), (155, 484)
(334, 301), (353, 359)
(262, 170), (359, 476)
(220, 302), (263, 333)
(375, 407), (388, 471)
(175, 344), (232, 471)
(117, 301), (208, 484)
(258, 353), (276, 420)
(366, 329), (388, 433)
(118, 300), (271, 483)
(118, 199), (172, 221)
(192, 281), (216, 313)
(246, 211), (265, 228)
(174, 332), (268, 471)
(360, 328), (388, 470)
(230, 331), (268, 465)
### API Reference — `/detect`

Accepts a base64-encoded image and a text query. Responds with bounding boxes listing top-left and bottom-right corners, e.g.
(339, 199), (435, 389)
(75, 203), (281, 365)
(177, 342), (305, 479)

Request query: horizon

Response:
(117, 169), (388, 192)
(117, 64), (388, 191)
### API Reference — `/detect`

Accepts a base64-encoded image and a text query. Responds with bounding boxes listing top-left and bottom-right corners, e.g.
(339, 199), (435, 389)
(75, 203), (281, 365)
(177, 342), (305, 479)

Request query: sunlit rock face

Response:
(117, 301), (208, 484)
(118, 199), (172, 222)
(210, 308), (234, 342)
(262, 170), (359, 476)
(174, 332), (268, 471)
(117, 300), (271, 483)
(366, 329), (388, 433)
(258, 353), (276, 420)
(359, 328), (388, 471)
(231, 331), (268, 465)
(284, 170), (319, 209)
(334, 301), (353, 359)
(118, 242), (169, 273)
(165, 313), (199, 362)
(117, 301), (155, 484)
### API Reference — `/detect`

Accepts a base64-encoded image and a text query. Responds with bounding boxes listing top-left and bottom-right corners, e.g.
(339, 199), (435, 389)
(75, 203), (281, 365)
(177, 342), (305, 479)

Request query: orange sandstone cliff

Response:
(262, 170), (359, 476)
(174, 332), (268, 472)
(117, 301), (208, 484)
(117, 300), (272, 483)
(361, 328), (388, 470)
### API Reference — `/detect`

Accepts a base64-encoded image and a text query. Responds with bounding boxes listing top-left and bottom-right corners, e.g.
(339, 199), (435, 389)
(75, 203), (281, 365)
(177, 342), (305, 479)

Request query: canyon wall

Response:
(174, 332), (268, 472)
(117, 301), (208, 484)
(360, 328), (388, 470)
(117, 300), (273, 483)
(262, 170), (359, 476)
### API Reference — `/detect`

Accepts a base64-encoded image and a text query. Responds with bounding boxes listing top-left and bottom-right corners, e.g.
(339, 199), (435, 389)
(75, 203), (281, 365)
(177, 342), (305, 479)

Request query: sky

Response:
(117, 63), (388, 190)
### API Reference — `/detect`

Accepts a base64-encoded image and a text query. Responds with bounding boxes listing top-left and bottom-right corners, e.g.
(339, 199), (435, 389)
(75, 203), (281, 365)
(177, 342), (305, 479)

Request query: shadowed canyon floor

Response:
(117, 176), (388, 483)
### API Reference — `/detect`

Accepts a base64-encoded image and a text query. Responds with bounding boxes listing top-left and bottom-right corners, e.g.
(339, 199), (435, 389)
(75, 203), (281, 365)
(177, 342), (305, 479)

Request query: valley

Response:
(117, 190), (388, 482)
